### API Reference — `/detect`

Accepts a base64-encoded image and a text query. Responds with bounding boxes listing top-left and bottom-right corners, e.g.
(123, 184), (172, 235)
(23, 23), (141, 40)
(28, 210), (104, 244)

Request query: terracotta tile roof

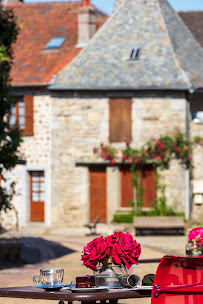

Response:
(8, 1), (108, 86)
(178, 11), (203, 48)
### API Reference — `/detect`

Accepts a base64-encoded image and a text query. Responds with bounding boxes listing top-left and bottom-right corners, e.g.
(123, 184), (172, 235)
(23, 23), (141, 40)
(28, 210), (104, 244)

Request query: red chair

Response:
(151, 255), (203, 304)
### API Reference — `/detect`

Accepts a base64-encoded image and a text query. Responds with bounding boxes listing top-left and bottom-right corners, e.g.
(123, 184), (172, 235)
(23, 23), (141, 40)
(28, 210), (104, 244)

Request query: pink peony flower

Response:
(188, 227), (203, 246)
(81, 232), (141, 271)
(126, 141), (130, 147)
(81, 236), (110, 271)
(110, 160), (115, 165)
(105, 232), (141, 269)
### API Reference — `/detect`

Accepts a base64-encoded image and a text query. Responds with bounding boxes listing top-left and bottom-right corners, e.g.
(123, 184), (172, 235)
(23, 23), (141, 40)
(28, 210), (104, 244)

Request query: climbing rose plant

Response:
(93, 131), (202, 169)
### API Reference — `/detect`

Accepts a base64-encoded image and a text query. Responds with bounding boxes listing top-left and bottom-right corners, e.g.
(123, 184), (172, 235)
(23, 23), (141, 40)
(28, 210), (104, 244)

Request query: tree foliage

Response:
(0, 6), (22, 212)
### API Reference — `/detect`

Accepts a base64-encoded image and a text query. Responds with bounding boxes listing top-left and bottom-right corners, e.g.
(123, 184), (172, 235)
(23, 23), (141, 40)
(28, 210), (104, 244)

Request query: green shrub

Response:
(113, 213), (134, 223)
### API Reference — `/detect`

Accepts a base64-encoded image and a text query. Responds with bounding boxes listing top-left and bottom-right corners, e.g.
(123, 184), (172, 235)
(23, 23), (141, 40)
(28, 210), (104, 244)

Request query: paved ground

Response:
(0, 226), (188, 304)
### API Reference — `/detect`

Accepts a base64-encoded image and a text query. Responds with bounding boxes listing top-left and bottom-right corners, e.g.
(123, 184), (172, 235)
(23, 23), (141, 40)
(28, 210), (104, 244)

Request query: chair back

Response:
(93, 216), (100, 226)
(151, 255), (203, 304)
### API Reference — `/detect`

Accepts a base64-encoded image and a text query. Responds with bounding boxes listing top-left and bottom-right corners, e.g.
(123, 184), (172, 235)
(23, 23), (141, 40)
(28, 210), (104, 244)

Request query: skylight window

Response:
(44, 36), (67, 50)
(129, 48), (141, 60)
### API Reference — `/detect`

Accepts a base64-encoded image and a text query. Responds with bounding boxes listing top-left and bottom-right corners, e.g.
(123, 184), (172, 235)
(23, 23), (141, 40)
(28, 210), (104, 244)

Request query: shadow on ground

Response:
(0, 237), (75, 270)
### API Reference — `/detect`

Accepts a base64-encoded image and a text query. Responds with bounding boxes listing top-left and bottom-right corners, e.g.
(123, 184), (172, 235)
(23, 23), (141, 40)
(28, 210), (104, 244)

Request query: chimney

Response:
(82, 0), (90, 6)
(2, 0), (23, 5)
(77, 3), (96, 47)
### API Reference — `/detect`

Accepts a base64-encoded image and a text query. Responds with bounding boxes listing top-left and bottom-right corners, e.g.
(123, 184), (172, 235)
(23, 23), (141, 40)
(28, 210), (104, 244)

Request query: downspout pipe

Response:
(185, 88), (194, 220)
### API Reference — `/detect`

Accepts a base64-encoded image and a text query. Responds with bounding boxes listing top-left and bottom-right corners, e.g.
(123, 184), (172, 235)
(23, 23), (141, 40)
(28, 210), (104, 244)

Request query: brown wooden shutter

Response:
(109, 98), (132, 142)
(24, 95), (33, 136)
(142, 167), (156, 208)
(120, 165), (133, 207)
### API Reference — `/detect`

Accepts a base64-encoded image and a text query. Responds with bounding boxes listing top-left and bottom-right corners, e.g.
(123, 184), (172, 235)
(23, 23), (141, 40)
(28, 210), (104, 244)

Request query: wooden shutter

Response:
(109, 98), (132, 142)
(142, 167), (156, 208)
(120, 165), (134, 207)
(24, 95), (33, 136)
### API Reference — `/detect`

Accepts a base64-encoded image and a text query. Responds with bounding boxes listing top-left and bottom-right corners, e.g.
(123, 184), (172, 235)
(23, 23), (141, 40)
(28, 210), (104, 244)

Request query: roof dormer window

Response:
(129, 48), (141, 60)
(44, 36), (67, 50)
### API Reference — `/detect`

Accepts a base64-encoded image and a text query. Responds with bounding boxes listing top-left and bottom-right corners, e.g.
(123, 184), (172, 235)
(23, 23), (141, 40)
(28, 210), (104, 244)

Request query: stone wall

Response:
(51, 95), (187, 227)
(0, 94), (52, 229)
(51, 97), (109, 227)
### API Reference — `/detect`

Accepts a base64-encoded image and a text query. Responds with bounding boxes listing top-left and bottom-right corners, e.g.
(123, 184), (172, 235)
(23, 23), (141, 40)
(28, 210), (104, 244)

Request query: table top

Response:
(0, 286), (152, 301)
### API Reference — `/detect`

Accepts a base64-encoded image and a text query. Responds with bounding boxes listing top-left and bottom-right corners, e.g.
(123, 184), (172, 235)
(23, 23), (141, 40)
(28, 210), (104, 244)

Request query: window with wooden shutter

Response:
(109, 98), (132, 143)
(10, 96), (33, 136)
(24, 95), (33, 136)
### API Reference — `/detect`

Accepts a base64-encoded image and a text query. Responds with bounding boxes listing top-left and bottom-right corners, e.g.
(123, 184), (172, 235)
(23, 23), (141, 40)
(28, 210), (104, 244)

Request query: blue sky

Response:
(24, 0), (203, 14)
(92, 0), (203, 14)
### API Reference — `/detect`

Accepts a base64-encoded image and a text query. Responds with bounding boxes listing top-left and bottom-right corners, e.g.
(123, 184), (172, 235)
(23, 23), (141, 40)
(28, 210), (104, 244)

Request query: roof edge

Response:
(48, 85), (189, 91)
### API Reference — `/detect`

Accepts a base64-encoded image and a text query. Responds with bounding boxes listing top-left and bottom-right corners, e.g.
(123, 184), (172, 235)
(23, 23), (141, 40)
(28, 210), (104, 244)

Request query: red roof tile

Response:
(8, 1), (107, 86)
(178, 11), (203, 48)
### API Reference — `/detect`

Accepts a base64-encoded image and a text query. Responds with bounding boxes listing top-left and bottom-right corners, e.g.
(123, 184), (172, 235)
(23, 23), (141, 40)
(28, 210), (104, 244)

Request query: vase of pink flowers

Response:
(186, 227), (203, 256)
(81, 231), (141, 288)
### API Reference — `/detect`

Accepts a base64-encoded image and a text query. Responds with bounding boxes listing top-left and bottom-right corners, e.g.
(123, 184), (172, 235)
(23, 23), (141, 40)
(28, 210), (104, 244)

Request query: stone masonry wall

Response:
(51, 95), (187, 227)
(51, 97), (109, 228)
(0, 94), (51, 229)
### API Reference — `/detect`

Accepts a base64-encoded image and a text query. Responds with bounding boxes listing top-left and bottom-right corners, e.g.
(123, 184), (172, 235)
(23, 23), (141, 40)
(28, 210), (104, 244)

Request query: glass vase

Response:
(186, 241), (203, 256)
(94, 258), (128, 288)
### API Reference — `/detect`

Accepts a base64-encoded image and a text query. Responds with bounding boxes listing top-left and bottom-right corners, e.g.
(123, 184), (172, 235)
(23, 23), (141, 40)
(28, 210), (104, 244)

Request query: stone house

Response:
(1, 0), (203, 229)
(50, 0), (203, 227)
(1, 0), (108, 228)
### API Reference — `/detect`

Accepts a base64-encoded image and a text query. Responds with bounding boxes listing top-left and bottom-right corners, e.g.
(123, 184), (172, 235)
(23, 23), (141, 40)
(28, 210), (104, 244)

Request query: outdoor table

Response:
(0, 259), (160, 303)
(0, 286), (152, 304)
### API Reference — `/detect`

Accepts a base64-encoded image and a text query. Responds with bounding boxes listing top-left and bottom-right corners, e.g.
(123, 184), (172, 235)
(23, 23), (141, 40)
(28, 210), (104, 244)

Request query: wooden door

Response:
(120, 165), (134, 207)
(90, 168), (107, 223)
(30, 171), (45, 222)
(141, 167), (156, 208)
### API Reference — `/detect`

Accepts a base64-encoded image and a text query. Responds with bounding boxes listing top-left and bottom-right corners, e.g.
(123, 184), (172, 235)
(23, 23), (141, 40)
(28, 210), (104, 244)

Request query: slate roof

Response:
(8, 1), (107, 86)
(178, 11), (203, 48)
(52, 0), (203, 91)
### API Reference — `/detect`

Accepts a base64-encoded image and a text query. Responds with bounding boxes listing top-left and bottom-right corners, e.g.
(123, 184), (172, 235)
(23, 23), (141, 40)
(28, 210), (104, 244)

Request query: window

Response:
(10, 97), (25, 130)
(109, 98), (132, 142)
(29, 171), (45, 222)
(10, 96), (33, 136)
(129, 48), (141, 60)
(44, 36), (67, 50)
(192, 111), (203, 123)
